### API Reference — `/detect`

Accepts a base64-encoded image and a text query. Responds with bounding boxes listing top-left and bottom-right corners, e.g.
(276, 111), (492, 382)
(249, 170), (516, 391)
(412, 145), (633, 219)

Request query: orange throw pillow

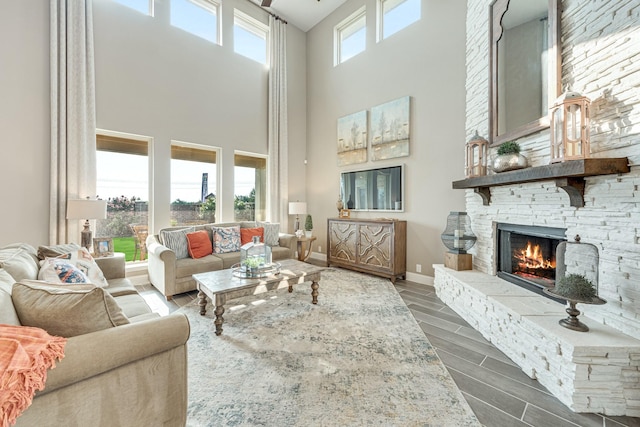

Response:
(186, 230), (213, 259)
(240, 227), (264, 245)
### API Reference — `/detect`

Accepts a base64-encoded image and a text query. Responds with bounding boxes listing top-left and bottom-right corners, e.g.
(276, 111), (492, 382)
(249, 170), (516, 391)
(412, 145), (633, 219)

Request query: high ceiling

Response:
(255, 0), (348, 32)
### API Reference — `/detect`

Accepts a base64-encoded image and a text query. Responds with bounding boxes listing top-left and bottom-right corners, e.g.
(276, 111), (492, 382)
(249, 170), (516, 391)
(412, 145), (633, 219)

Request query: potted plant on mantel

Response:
(304, 214), (313, 238)
(492, 141), (528, 173)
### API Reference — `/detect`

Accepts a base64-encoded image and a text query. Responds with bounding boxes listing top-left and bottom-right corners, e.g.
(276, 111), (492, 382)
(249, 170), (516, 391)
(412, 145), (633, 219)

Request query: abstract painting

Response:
(370, 96), (410, 161)
(337, 110), (367, 166)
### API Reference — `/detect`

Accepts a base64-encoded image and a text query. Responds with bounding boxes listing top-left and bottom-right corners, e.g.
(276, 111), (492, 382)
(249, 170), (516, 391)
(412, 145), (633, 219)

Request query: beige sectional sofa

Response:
(146, 221), (296, 299)
(0, 243), (189, 427)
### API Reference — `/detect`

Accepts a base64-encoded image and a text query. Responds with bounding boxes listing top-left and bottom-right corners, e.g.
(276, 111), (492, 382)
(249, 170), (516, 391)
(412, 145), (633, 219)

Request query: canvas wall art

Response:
(370, 96), (410, 161)
(337, 110), (367, 166)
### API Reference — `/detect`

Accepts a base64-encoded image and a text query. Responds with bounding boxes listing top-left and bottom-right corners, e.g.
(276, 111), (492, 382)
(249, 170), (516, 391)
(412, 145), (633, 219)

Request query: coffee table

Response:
(192, 259), (324, 336)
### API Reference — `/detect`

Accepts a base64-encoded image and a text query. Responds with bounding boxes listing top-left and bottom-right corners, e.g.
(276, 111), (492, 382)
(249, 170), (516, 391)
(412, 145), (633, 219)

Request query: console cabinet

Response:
(327, 218), (406, 283)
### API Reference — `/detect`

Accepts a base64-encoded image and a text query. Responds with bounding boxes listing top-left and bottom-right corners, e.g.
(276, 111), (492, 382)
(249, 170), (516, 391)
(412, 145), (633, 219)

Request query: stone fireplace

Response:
(495, 223), (565, 299)
(433, 0), (640, 417)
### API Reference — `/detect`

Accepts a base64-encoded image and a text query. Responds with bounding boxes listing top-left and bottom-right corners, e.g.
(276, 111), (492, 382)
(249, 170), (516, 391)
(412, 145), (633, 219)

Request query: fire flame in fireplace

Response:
(515, 242), (555, 270)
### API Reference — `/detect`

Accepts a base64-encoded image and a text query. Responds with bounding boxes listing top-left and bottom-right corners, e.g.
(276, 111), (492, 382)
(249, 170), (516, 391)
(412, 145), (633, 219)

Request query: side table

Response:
(296, 236), (316, 262)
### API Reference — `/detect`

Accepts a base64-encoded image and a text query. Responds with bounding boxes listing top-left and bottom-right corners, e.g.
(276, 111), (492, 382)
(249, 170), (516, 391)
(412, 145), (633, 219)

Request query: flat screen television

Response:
(340, 165), (404, 212)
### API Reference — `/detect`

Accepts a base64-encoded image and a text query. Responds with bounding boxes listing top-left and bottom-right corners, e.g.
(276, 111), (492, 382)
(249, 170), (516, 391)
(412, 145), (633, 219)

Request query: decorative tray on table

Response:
(231, 262), (281, 279)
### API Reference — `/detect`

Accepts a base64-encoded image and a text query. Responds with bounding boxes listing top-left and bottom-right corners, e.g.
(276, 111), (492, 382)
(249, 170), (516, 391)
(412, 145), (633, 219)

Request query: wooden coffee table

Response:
(192, 259), (324, 336)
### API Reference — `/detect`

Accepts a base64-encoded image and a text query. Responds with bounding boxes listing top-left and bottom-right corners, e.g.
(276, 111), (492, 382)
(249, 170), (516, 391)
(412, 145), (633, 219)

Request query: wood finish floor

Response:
(394, 279), (640, 427)
(134, 269), (640, 427)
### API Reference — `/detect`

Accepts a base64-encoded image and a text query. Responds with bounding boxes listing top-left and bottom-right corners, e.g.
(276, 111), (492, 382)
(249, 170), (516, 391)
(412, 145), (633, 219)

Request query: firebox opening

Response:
(496, 223), (566, 301)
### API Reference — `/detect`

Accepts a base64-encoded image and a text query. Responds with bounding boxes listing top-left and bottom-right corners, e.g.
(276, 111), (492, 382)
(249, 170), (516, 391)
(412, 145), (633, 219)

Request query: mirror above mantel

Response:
(489, 0), (562, 145)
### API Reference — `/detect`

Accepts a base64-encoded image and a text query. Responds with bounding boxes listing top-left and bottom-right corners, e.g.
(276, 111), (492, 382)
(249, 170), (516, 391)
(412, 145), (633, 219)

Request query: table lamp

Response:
(288, 202), (307, 232)
(67, 198), (108, 251)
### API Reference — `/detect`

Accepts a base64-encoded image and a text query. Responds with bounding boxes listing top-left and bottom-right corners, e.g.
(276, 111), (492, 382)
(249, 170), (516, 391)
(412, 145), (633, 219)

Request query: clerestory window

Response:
(170, 0), (220, 45)
(234, 10), (268, 65)
(111, 0), (153, 16)
(334, 7), (366, 66)
(377, 0), (420, 41)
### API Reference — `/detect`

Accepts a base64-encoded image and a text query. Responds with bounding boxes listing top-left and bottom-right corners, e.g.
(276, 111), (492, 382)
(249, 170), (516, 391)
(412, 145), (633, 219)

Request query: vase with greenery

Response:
(492, 141), (528, 172)
(544, 273), (606, 332)
(555, 274), (597, 300)
(304, 214), (313, 238)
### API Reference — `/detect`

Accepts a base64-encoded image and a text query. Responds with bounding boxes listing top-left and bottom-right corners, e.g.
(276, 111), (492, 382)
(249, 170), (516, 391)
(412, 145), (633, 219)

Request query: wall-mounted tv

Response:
(340, 165), (404, 212)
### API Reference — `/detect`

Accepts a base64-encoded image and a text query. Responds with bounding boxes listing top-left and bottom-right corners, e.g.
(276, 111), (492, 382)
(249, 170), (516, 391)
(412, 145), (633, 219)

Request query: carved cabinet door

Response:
(329, 220), (357, 264)
(357, 223), (393, 269)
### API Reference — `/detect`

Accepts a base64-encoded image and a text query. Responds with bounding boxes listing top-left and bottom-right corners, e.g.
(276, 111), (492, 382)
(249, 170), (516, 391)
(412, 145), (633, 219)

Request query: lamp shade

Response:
(288, 202), (307, 215)
(67, 199), (107, 220)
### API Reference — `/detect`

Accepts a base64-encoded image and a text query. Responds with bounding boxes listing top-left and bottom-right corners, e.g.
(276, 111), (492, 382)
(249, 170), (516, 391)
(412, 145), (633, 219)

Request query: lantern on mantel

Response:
(465, 131), (489, 177)
(550, 90), (591, 163)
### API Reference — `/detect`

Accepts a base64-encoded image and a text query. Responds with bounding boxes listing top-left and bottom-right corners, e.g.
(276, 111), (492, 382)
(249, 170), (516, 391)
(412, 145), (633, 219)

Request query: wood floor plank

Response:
(461, 392), (531, 427)
(448, 368), (527, 419)
(436, 349), (605, 427)
(421, 321), (516, 365)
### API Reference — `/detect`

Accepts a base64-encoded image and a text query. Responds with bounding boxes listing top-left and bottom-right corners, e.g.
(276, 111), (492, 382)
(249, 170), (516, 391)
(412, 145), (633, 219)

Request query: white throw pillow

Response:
(38, 248), (109, 287)
(257, 222), (280, 247)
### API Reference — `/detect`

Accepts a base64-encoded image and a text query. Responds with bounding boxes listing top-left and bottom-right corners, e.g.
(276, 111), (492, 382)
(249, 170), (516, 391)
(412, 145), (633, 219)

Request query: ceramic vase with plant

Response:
(492, 141), (528, 172)
(304, 215), (313, 238)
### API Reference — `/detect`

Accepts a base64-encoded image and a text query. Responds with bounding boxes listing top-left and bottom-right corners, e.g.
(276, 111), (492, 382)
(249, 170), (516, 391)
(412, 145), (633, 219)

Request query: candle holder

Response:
(440, 212), (477, 270)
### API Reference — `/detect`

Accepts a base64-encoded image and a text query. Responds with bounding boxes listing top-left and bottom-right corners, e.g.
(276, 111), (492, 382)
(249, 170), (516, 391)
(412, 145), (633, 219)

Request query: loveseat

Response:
(0, 243), (190, 427)
(146, 221), (296, 299)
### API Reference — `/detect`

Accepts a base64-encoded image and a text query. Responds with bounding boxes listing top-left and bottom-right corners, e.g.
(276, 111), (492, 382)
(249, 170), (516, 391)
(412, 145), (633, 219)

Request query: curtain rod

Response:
(244, 0), (288, 25)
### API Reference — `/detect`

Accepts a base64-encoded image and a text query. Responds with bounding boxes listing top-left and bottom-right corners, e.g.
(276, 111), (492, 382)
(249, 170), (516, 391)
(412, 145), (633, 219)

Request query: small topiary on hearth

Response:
(497, 141), (521, 155)
(554, 274), (597, 300)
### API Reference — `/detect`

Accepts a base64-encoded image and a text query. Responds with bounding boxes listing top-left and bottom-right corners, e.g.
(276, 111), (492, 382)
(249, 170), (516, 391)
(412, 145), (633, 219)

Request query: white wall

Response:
(93, 0), (307, 233)
(306, 0), (467, 278)
(0, 1), (50, 247)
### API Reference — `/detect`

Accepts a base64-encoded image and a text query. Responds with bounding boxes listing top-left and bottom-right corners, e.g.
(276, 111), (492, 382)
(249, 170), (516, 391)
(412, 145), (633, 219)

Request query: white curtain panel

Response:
(267, 16), (289, 231)
(50, 0), (97, 244)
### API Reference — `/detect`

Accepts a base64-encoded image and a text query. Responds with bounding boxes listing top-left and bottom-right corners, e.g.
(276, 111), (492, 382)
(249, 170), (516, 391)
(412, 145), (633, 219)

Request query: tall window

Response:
(234, 153), (267, 222)
(377, 0), (420, 41)
(234, 10), (268, 64)
(334, 7), (366, 65)
(96, 133), (150, 261)
(170, 143), (218, 226)
(111, 0), (153, 15)
(171, 0), (220, 45)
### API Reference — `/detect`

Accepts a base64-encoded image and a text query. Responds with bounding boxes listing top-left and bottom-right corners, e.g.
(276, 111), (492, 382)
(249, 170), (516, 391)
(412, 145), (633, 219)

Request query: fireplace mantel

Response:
(452, 158), (630, 207)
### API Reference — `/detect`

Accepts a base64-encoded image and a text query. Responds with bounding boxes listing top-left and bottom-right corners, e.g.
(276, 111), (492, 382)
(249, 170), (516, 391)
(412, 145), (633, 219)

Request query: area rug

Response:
(178, 268), (479, 427)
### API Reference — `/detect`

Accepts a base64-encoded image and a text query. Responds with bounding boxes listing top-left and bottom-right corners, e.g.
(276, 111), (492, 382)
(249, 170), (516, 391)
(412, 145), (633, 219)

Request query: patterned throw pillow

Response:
(39, 259), (89, 284)
(257, 222), (280, 247)
(212, 226), (241, 254)
(38, 248), (108, 287)
(160, 227), (195, 260)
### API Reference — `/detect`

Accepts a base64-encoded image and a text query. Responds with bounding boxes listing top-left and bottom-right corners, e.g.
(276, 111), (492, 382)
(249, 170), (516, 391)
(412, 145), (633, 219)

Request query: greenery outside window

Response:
(377, 0), (420, 41)
(171, 0), (220, 45)
(334, 6), (366, 66)
(234, 10), (268, 65)
(234, 153), (267, 222)
(96, 133), (150, 262)
(171, 143), (218, 226)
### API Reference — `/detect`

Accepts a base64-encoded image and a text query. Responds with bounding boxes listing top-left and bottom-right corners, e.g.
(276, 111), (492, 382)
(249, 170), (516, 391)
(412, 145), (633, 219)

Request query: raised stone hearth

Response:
(434, 264), (640, 417)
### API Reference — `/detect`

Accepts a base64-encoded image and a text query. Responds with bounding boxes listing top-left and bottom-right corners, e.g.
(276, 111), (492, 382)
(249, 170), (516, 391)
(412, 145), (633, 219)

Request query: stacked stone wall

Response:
(465, 0), (640, 338)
